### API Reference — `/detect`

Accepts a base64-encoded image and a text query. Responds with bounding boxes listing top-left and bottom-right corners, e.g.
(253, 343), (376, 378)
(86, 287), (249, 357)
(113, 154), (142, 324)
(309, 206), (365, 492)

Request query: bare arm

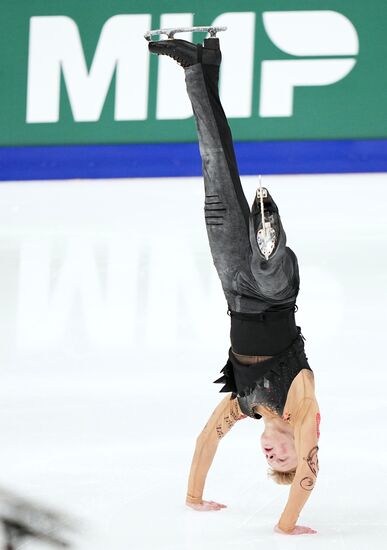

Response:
(277, 397), (320, 533)
(186, 395), (246, 509)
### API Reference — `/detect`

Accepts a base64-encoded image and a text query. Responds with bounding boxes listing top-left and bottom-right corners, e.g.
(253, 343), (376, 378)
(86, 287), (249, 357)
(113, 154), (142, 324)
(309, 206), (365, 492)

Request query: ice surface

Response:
(0, 173), (386, 549)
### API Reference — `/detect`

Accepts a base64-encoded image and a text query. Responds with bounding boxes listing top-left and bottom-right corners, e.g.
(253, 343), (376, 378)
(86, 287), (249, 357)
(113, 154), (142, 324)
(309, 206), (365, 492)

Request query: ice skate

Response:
(144, 25), (226, 41)
(255, 178), (279, 260)
(146, 26), (225, 68)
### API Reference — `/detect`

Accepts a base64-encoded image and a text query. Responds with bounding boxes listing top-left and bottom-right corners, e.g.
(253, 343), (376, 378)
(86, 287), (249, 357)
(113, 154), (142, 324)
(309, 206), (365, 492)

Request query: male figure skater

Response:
(148, 36), (320, 535)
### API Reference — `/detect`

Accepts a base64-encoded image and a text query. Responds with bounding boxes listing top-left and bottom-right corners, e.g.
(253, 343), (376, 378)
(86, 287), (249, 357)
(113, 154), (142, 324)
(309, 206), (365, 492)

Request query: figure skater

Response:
(148, 35), (320, 536)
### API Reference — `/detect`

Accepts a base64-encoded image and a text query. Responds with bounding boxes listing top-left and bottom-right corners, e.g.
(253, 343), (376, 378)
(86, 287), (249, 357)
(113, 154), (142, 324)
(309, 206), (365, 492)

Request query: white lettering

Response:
(260, 59), (356, 117)
(27, 15), (151, 123)
(262, 11), (359, 56)
(213, 12), (256, 118)
(260, 10), (359, 117)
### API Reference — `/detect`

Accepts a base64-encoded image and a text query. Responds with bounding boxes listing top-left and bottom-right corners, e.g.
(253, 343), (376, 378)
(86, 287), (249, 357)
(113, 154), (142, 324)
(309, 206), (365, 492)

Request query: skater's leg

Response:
(184, 49), (252, 292)
(149, 38), (252, 300)
(148, 38), (299, 305)
(243, 184), (299, 301)
(193, 57), (250, 231)
(180, 41), (298, 303)
(188, 60), (298, 304)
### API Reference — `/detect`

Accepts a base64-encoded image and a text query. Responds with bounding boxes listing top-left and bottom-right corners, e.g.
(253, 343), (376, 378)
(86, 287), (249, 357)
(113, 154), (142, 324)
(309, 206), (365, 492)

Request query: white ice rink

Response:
(0, 173), (386, 549)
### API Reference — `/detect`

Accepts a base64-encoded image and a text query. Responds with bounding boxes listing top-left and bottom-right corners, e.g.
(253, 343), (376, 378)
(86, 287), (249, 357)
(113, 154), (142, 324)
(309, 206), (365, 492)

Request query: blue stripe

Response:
(0, 139), (387, 181)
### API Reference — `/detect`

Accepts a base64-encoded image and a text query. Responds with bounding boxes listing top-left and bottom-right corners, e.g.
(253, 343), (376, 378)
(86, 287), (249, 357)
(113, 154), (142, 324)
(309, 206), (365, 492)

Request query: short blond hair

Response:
(267, 468), (296, 485)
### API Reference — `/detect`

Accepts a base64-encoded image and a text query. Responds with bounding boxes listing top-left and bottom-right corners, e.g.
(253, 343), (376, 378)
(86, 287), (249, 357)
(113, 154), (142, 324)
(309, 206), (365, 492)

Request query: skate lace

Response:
(171, 54), (187, 67)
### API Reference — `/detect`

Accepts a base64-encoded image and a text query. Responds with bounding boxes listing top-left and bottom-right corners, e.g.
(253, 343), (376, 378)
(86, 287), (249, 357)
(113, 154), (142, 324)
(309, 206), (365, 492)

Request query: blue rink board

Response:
(0, 139), (387, 181)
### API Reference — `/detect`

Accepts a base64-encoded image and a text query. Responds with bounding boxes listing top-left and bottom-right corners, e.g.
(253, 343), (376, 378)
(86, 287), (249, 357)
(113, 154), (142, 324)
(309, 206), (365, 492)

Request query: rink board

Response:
(1, 139), (387, 180)
(1, 1), (387, 179)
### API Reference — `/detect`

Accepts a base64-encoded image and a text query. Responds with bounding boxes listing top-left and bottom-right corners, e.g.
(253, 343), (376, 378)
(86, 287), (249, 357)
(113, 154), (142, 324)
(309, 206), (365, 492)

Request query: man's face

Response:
(260, 427), (298, 471)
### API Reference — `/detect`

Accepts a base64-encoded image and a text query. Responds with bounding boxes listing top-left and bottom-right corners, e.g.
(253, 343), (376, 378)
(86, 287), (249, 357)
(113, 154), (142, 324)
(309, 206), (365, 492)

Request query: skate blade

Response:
(144, 26), (227, 41)
(257, 224), (276, 260)
(256, 187), (268, 200)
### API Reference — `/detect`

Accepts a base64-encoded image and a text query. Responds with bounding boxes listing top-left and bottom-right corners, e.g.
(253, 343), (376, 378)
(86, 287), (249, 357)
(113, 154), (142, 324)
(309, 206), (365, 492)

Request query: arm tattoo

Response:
(305, 446), (319, 476)
(300, 477), (315, 491)
(216, 401), (246, 440)
(216, 426), (224, 439)
(300, 446), (319, 491)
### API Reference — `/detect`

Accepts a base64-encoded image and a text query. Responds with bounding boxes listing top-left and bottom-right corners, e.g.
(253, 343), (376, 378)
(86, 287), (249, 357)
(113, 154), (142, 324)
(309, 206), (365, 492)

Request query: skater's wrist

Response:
(186, 494), (203, 505)
(277, 518), (296, 533)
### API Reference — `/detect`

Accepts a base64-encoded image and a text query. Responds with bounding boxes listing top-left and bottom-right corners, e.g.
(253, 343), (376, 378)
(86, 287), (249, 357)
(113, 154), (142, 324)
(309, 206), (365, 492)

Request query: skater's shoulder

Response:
(284, 369), (317, 418)
(288, 368), (315, 397)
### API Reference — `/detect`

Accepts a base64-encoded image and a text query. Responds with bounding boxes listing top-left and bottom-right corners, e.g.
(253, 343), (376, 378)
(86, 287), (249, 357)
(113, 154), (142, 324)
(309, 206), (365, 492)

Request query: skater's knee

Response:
(205, 194), (227, 227)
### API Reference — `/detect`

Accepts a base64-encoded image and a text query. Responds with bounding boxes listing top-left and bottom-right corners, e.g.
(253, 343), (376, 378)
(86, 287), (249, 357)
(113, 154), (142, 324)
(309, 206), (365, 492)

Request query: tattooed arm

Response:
(186, 395), (247, 509)
(277, 397), (320, 533)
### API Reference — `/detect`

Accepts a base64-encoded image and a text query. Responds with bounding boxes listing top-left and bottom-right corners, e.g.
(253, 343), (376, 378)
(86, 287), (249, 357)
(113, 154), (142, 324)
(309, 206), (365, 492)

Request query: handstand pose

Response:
(148, 35), (320, 536)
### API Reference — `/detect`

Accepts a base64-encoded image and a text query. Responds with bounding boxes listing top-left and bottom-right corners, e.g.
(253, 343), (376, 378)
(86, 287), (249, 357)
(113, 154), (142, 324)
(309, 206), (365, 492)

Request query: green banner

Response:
(1, 0), (387, 146)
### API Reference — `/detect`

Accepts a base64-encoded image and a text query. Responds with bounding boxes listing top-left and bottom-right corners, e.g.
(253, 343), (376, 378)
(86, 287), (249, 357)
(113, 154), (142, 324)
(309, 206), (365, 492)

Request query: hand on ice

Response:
(274, 524), (317, 535)
(186, 500), (227, 511)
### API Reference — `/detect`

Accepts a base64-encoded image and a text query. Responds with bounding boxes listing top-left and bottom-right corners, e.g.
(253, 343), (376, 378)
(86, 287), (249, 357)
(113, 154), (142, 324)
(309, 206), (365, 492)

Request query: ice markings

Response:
(17, 235), (225, 351)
